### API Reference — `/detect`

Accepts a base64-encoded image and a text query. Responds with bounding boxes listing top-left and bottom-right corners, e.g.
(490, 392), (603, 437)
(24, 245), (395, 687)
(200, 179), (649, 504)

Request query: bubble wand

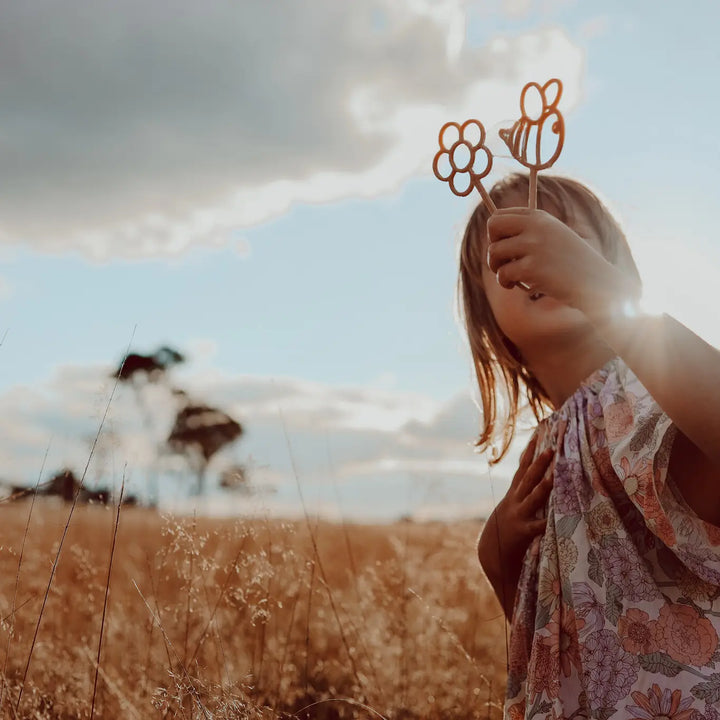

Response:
(498, 78), (565, 209)
(433, 79), (566, 292)
(432, 119), (497, 213)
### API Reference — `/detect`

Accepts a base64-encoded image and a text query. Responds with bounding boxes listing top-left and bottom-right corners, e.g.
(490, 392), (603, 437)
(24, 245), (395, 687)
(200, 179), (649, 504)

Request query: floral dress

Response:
(506, 357), (720, 720)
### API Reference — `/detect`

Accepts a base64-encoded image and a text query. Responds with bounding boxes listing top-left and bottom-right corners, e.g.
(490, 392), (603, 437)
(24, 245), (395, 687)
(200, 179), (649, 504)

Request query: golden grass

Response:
(0, 502), (507, 719)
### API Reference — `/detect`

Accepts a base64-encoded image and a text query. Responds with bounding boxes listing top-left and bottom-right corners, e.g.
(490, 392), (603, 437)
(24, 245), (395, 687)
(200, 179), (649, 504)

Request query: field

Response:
(0, 502), (507, 719)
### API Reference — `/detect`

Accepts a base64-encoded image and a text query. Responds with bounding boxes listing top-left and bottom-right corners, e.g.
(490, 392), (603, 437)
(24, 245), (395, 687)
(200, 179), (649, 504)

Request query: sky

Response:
(1, 0), (720, 521)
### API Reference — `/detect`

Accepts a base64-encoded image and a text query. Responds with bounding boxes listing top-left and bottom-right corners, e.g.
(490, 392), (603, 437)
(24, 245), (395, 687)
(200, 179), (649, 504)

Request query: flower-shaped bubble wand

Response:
(434, 119), (534, 291)
(433, 119), (497, 213)
(499, 78), (565, 209)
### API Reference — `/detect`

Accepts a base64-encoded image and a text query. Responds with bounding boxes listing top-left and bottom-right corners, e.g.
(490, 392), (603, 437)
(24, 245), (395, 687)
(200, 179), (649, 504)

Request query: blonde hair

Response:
(458, 173), (641, 463)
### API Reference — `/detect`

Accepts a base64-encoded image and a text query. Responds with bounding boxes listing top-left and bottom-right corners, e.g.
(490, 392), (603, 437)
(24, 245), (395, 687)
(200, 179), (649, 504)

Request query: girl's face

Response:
(479, 193), (602, 356)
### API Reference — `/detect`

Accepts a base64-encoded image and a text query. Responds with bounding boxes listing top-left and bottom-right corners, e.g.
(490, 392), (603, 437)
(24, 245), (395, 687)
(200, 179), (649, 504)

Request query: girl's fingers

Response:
(517, 448), (553, 498)
(486, 235), (527, 273)
(487, 211), (531, 241)
(492, 206), (534, 217)
(511, 435), (539, 488)
(523, 470), (554, 514)
(496, 256), (532, 290)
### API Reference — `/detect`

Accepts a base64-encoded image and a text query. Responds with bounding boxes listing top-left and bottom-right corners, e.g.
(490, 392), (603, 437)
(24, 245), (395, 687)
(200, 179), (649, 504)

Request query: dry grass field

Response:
(0, 501), (507, 719)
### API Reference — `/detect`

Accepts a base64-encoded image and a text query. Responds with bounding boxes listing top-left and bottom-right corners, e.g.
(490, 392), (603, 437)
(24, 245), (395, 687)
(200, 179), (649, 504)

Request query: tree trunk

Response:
(195, 461), (208, 496)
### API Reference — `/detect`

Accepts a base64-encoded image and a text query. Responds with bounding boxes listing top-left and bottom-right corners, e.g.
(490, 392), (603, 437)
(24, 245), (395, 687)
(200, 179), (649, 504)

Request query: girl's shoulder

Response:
(545, 355), (659, 425)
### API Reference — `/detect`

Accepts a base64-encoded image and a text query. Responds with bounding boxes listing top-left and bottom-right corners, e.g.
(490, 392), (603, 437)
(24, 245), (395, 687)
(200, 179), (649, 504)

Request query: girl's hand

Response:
(485, 207), (638, 321)
(493, 435), (554, 564)
(477, 435), (554, 617)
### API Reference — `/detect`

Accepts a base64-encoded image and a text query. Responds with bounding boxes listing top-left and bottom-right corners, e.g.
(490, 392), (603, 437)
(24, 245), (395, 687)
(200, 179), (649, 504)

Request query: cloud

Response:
(0, 0), (584, 259)
(183, 338), (219, 366)
(0, 361), (516, 519)
(176, 368), (439, 433)
(402, 392), (480, 443)
(502, 0), (534, 18)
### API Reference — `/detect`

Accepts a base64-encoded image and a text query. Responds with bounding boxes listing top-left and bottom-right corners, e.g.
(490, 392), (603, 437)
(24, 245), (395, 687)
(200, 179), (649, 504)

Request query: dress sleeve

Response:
(600, 360), (720, 584)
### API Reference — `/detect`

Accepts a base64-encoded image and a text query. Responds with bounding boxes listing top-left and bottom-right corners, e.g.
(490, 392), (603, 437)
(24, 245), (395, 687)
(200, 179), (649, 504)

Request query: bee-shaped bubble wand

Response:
(499, 78), (565, 209)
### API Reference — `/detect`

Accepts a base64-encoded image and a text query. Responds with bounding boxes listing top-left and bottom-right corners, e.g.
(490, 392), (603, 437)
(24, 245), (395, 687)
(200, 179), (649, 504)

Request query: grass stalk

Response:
(182, 512), (197, 668)
(280, 417), (366, 697)
(90, 473), (126, 719)
(187, 533), (250, 667)
(0, 442), (50, 714)
(82, 645), (143, 720)
(407, 587), (488, 680)
(273, 583), (300, 711)
(133, 580), (211, 720)
(15, 328), (135, 714)
(397, 521), (410, 709)
(295, 697), (389, 719)
(303, 558), (315, 699)
(326, 437), (383, 693)
(143, 553), (174, 673)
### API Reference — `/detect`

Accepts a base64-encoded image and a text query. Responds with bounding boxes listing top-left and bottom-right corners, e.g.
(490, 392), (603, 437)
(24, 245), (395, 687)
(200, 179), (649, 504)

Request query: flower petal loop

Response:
(471, 145), (493, 182)
(432, 149), (453, 182)
(438, 121), (461, 151)
(460, 118), (486, 148)
(449, 139), (472, 173)
(449, 169), (473, 197)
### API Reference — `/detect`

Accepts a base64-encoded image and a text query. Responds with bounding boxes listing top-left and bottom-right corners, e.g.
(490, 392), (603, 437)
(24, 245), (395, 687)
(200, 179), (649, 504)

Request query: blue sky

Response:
(1, 0), (719, 519)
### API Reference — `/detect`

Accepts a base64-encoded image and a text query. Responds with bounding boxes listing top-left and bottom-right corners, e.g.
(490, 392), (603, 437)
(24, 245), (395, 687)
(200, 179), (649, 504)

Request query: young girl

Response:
(466, 173), (720, 719)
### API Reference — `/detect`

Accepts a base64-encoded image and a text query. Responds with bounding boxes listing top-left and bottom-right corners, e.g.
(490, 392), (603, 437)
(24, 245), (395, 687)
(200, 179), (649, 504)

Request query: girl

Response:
(465, 173), (720, 719)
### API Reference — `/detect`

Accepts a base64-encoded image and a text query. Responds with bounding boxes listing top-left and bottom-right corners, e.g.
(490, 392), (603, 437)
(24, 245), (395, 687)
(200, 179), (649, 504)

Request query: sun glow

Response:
(632, 233), (720, 349)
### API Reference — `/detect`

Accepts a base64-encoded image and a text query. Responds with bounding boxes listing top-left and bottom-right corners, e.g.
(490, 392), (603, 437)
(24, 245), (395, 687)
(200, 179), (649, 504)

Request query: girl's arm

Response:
(487, 208), (720, 471)
(555, 241), (720, 472)
(590, 309), (720, 470)
(477, 440), (553, 618)
(592, 306), (720, 525)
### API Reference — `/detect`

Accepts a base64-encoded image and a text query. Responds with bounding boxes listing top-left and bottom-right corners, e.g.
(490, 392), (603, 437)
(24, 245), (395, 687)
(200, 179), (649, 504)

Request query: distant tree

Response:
(42, 468), (80, 502)
(22, 468), (135, 505)
(166, 403), (243, 496)
(112, 345), (185, 384)
(110, 344), (247, 499)
(112, 345), (186, 504)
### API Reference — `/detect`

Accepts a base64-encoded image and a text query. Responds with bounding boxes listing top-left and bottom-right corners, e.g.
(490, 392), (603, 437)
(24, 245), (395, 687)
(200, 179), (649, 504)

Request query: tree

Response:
(166, 403), (243, 496)
(112, 345), (185, 383)
(112, 345), (186, 504)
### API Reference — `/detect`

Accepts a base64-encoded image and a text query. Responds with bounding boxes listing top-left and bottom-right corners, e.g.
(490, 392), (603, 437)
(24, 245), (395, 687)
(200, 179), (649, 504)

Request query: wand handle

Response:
(528, 169), (538, 210)
(475, 179), (497, 214)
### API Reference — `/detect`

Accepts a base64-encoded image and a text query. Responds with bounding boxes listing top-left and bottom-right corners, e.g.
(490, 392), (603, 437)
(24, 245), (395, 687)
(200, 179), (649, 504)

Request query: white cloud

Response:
(0, 0), (584, 259)
(0, 360), (515, 519)
(177, 369), (439, 433)
(183, 338), (219, 366)
(502, 0), (534, 18)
